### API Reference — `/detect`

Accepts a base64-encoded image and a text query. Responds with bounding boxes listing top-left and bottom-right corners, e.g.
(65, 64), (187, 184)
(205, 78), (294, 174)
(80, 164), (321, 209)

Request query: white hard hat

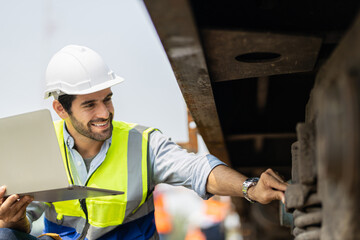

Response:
(44, 45), (124, 99)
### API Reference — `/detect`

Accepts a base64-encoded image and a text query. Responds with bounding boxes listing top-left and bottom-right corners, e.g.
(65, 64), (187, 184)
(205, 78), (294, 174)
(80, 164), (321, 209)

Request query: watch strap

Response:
(242, 177), (259, 203)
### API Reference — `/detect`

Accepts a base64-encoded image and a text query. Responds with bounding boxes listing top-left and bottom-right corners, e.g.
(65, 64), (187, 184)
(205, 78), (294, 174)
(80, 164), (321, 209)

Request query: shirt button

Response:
(77, 161), (82, 166)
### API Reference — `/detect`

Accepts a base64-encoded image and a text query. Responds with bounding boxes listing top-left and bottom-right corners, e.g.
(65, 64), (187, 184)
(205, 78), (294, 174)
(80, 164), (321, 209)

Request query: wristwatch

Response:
(242, 177), (259, 203)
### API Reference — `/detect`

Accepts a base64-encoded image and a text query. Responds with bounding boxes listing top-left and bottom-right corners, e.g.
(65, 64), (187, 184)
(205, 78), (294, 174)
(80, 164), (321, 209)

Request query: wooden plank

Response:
(202, 30), (322, 81)
(144, 0), (230, 164)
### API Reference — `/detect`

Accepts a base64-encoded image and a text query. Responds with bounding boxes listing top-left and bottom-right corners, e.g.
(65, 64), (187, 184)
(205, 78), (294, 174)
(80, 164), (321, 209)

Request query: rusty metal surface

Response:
(291, 142), (300, 183)
(285, 184), (312, 210)
(293, 210), (322, 229)
(286, 12), (360, 240)
(314, 15), (360, 240)
(286, 122), (317, 210)
(295, 123), (316, 185)
(304, 12), (360, 240)
(144, 0), (230, 164)
(293, 229), (320, 240)
(286, 188), (321, 240)
(286, 121), (321, 239)
(202, 30), (322, 82)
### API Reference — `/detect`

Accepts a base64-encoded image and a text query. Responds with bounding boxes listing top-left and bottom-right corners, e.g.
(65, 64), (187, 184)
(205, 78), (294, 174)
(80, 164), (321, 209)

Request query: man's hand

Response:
(207, 165), (288, 204)
(247, 169), (288, 204)
(0, 186), (33, 233)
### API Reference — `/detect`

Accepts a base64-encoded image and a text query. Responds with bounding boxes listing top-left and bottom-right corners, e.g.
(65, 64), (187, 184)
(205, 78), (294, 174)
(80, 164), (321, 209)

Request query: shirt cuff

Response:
(199, 154), (227, 200)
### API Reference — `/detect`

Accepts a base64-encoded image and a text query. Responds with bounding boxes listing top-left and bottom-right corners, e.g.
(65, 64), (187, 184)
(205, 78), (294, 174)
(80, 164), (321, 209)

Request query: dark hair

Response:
(58, 94), (76, 114)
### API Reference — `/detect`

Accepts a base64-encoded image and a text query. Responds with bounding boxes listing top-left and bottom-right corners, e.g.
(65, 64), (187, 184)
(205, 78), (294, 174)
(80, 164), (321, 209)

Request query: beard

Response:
(69, 112), (113, 142)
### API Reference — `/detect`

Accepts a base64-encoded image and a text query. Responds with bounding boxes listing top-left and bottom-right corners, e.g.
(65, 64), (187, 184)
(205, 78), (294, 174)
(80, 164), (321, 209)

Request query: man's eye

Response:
(85, 104), (94, 108)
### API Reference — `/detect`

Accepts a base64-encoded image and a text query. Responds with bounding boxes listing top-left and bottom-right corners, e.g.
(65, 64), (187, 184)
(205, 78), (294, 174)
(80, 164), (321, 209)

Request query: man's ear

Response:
(53, 100), (69, 119)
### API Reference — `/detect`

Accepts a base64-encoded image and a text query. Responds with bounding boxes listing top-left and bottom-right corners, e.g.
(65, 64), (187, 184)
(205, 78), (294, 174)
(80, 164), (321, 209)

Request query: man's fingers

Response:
(271, 191), (285, 204)
(0, 186), (5, 196)
(12, 202), (29, 222)
(265, 169), (285, 183)
(263, 169), (288, 191)
(11, 196), (32, 214)
(259, 188), (285, 204)
(0, 186), (6, 202)
(0, 194), (19, 221)
(0, 195), (32, 212)
(251, 169), (289, 204)
(1, 194), (20, 210)
(270, 178), (288, 192)
(0, 195), (33, 223)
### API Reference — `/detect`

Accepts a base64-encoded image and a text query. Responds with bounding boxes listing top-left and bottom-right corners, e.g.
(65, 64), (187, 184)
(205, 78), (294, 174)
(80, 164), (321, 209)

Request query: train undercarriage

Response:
(144, 1), (360, 239)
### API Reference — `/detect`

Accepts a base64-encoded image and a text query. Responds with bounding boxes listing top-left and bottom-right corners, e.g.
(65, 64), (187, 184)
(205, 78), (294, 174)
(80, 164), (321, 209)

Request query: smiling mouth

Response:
(91, 119), (110, 128)
(92, 122), (108, 127)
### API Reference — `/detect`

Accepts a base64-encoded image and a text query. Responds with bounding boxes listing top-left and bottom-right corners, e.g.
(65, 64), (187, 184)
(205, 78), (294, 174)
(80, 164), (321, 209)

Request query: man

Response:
(0, 45), (287, 240)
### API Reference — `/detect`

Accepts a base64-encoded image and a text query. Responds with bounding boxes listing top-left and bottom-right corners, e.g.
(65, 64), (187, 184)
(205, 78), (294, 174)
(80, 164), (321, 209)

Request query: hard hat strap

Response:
(52, 91), (65, 100)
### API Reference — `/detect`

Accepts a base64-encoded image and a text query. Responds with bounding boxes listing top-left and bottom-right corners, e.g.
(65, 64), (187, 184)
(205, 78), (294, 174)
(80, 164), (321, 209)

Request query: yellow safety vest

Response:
(51, 120), (155, 229)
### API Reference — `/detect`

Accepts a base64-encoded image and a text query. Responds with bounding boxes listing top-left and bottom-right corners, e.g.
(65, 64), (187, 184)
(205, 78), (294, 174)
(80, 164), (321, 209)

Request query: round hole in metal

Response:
(235, 52), (281, 63)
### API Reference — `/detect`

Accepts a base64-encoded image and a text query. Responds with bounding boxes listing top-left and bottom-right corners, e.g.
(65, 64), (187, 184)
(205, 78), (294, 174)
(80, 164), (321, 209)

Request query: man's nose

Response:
(96, 103), (110, 119)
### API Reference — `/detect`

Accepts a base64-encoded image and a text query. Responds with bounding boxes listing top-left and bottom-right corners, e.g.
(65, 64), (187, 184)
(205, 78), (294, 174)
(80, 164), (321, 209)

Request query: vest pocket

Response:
(87, 198), (126, 228)
(56, 213), (64, 224)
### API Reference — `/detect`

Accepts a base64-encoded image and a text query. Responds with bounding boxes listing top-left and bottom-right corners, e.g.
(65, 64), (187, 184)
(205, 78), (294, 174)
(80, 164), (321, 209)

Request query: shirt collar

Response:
(62, 122), (112, 149)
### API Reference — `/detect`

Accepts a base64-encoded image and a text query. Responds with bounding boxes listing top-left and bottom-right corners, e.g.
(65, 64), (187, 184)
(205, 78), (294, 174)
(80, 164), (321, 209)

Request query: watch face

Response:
(245, 177), (259, 185)
(249, 177), (260, 183)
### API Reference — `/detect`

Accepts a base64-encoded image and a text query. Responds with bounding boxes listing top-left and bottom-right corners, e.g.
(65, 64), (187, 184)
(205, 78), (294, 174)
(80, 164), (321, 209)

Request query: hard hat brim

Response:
(44, 75), (124, 99)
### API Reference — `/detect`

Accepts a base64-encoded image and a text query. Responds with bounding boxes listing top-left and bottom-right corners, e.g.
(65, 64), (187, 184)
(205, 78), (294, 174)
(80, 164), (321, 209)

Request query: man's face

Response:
(66, 88), (114, 142)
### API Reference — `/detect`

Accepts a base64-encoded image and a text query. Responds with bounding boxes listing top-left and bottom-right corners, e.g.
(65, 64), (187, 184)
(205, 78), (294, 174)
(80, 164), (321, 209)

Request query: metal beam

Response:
(227, 133), (297, 141)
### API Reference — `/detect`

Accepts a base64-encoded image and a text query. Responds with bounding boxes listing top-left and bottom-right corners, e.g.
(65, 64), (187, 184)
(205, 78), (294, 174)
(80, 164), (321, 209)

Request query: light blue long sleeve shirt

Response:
(27, 122), (225, 227)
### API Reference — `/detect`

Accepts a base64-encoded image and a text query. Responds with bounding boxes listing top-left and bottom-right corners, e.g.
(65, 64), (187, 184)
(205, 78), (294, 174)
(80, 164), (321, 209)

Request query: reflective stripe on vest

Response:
(50, 120), (155, 229)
